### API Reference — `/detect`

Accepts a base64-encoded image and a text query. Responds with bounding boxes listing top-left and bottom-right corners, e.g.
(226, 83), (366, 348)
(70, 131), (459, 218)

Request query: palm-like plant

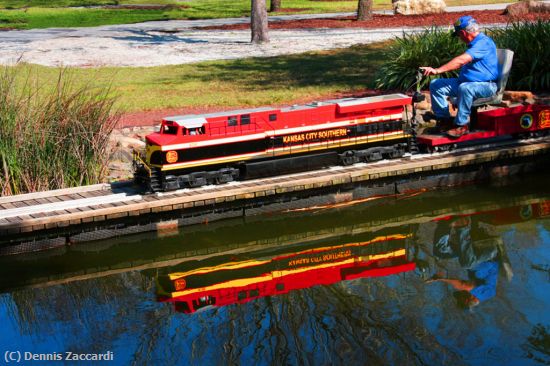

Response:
(375, 27), (466, 92)
(491, 20), (550, 92)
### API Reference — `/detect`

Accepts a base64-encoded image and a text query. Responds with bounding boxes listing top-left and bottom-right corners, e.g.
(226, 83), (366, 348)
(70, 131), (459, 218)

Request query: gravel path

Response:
(0, 3), (522, 68)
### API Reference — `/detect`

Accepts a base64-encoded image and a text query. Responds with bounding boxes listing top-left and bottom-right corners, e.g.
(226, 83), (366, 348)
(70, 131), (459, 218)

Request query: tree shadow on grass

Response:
(159, 43), (390, 93)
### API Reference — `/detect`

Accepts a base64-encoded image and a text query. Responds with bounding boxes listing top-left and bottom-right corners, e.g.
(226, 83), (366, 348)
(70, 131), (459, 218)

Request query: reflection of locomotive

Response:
(156, 234), (415, 314)
(436, 199), (550, 226)
(133, 93), (550, 192)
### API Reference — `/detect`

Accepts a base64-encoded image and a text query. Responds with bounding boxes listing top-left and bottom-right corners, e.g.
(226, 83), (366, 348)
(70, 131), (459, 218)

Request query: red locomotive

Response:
(133, 93), (550, 192)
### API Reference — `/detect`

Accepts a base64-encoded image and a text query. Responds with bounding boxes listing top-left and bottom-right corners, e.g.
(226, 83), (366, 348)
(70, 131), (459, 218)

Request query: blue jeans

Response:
(434, 224), (498, 269)
(429, 78), (497, 126)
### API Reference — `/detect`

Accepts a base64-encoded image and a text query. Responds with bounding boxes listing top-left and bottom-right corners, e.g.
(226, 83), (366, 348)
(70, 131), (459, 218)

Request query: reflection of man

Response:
(420, 16), (499, 138)
(427, 216), (512, 308)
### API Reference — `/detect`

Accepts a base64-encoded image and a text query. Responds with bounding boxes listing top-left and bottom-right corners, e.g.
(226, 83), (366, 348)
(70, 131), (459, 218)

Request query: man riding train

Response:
(421, 16), (499, 138)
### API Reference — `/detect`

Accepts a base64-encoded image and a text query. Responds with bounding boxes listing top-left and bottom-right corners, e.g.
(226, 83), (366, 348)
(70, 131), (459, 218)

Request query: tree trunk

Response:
(270, 0), (281, 12)
(357, 0), (373, 20)
(251, 0), (270, 43)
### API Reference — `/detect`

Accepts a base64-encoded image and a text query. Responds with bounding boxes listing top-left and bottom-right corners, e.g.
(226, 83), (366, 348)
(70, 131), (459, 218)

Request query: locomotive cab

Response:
(175, 118), (207, 136)
(144, 117), (208, 165)
(158, 117), (207, 136)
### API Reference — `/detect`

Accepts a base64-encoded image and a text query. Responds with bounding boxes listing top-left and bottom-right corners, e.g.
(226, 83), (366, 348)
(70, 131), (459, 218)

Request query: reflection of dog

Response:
(393, 0), (446, 15)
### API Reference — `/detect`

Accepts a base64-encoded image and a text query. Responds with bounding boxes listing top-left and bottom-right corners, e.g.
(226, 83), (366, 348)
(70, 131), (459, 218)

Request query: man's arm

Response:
(426, 277), (475, 291)
(420, 52), (473, 76)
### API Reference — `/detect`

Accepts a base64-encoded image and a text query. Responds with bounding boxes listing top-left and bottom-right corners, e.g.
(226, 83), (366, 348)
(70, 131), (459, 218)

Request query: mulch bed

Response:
(194, 9), (550, 31)
(117, 89), (379, 129)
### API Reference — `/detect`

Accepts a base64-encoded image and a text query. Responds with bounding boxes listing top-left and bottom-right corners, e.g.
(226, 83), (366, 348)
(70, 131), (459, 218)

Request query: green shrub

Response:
(0, 67), (119, 196)
(491, 20), (550, 92)
(374, 27), (466, 91)
(375, 21), (550, 93)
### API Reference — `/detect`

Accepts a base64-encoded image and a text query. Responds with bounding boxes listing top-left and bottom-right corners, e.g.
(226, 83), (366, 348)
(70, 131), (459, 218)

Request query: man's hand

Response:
(419, 67), (439, 76)
(420, 53), (472, 77)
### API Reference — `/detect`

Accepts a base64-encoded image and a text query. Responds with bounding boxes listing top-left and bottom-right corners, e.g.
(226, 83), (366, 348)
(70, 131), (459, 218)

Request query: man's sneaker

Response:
(446, 125), (469, 138)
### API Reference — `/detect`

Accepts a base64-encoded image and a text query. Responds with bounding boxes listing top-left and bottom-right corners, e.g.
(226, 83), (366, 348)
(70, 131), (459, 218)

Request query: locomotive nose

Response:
(145, 141), (161, 165)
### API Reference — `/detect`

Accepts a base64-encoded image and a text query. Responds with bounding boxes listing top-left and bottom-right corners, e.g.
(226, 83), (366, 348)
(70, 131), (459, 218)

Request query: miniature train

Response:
(133, 93), (550, 192)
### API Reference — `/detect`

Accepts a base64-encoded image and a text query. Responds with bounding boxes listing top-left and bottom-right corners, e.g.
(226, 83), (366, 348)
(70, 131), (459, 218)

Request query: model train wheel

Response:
(434, 144), (452, 153)
(213, 168), (239, 184)
(188, 172), (208, 188)
(339, 151), (359, 166)
(366, 150), (383, 162)
(388, 145), (405, 159)
(421, 145), (435, 154)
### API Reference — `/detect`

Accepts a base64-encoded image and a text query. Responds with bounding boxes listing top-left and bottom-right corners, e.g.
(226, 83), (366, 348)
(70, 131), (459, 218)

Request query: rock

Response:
(530, 0), (550, 13)
(108, 161), (132, 171)
(504, 0), (550, 17)
(505, 1), (529, 16)
(110, 149), (133, 163)
(393, 0), (446, 15)
(416, 100), (431, 111)
(499, 100), (513, 108)
(114, 136), (145, 150)
(534, 95), (550, 105)
(106, 160), (133, 182)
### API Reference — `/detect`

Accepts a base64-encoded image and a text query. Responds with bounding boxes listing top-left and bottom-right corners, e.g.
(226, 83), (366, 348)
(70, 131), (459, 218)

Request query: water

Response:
(0, 174), (549, 365)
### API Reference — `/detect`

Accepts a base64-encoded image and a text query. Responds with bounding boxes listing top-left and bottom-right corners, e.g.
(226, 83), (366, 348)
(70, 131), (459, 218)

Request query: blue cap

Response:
(453, 15), (476, 36)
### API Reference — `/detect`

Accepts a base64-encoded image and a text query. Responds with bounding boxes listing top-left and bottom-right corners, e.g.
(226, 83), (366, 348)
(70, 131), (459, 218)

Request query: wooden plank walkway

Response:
(1, 137), (550, 237)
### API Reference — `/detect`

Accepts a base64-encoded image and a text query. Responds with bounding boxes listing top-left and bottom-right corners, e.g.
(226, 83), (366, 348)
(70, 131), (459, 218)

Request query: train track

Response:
(0, 183), (140, 220)
(1, 136), (549, 236)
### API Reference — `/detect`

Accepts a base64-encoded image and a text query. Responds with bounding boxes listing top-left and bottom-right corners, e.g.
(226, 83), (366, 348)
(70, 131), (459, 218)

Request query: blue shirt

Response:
(458, 33), (499, 83)
(469, 260), (498, 302)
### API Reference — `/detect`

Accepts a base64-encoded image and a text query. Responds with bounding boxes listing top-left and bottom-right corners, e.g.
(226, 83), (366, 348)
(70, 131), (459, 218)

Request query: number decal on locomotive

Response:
(520, 114), (533, 129)
(175, 278), (187, 291)
(166, 150), (178, 164)
(539, 110), (550, 129)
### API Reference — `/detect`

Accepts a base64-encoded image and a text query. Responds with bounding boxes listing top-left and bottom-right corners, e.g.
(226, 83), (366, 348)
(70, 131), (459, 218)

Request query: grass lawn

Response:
(9, 42), (390, 113)
(0, 0), (515, 29)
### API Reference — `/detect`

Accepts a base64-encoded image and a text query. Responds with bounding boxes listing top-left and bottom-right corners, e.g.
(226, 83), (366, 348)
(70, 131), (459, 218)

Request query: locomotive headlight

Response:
(166, 150), (178, 164)
(174, 278), (187, 291)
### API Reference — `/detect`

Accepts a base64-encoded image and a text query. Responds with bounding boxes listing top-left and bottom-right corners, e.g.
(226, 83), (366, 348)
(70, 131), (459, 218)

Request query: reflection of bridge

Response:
(0, 179), (548, 294)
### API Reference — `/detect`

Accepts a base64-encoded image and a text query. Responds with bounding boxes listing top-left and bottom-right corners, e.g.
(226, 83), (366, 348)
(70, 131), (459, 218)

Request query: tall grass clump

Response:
(0, 67), (119, 196)
(374, 27), (466, 91)
(491, 20), (550, 92)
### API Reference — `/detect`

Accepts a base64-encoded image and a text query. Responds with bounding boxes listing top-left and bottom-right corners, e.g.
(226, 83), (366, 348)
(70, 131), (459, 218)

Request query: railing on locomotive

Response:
(132, 149), (151, 177)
